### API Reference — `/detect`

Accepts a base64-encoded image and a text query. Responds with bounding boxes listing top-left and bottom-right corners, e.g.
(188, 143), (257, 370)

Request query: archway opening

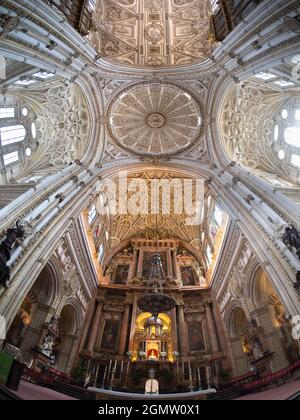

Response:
(229, 307), (249, 376)
(56, 305), (79, 373)
(254, 270), (300, 365)
(4, 263), (57, 363)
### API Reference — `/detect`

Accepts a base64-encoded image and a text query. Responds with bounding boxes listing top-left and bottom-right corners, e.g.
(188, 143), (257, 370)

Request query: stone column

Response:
(137, 249), (144, 276)
(167, 249), (173, 278)
(128, 248), (138, 279)
(253, 307), (289, 372)
(225, 332), (237, 375)
(171, 307), (179, 352)
(177, 305), (189, 356)
(205, 302), (219, 354)
(86, 300), (103, 354)
(20, 304), (54, 363)
(79, 300), (95, 352)
(129, 295), (138, 351)
(212, 299), (227, 352)
(173, 249), (181, 280)
(58, 334), (78, 373)
(118, 303), (130, 355)
(231, 338), (248, 376)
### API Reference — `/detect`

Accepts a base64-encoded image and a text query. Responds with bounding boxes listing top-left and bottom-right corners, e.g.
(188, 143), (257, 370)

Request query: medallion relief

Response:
(106, 81), (205, 157)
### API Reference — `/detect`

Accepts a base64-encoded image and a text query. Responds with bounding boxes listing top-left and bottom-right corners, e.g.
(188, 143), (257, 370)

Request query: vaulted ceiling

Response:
(89, 0), (215, 68)
(99, 170), (215, 254)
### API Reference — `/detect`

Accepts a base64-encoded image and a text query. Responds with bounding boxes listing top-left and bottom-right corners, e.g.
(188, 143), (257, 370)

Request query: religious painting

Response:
(100, 319), (120, 351)
(93, 223), (101, 241)
(180, 266), (196, 286)
(143, 252), (167, 278)
(188, 322), (206, 352)
(114, 265), (129, 285)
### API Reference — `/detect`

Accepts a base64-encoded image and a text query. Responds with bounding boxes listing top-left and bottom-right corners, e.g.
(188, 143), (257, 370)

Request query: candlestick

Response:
(102, 366), (107, 389)
(206, 366), (211, 389)
(188, 361), (193, 392)
(93, 364), (100, 388)
(197, 368), (202, 390)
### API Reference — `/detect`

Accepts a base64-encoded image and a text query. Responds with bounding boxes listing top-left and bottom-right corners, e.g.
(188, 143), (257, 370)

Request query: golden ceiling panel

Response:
(106, 81), (205, 157)
(90, 0), (214, 68)
(103, 171), (205, 251)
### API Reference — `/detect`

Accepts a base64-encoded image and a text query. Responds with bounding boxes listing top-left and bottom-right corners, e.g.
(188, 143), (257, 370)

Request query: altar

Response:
(89, 387), (217, 401)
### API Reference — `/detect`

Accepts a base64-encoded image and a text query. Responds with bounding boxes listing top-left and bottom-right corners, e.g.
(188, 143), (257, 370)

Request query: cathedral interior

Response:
(0, 0), (300, 402)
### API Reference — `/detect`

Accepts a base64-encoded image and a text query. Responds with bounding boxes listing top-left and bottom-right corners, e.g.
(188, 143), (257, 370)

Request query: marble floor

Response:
(10, 380), (77, 400)
(235, 378), (300, 401)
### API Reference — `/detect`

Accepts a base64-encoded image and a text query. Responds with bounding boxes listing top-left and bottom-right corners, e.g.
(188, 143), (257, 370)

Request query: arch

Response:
(248, 266), (290, 317)
(224, 300), (246, 335)
(56, 299), (84, 373)
(135, 312), (171, 330)
(59, 304), (78, 337)
(46, 256), (65, 308)
(228, 306), (248, 340)
(4, 261), (60, 359)
(60, 297), (85, 336)
(225, 304), (249, 376)
(246, 268), (298, 367)
(33, 262), (59, 308)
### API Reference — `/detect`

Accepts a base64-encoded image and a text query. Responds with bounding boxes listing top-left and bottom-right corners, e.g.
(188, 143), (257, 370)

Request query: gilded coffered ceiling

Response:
(90, 0), (215, 68)
(105, 171), (206, 251)
(107, 81), (204, 157)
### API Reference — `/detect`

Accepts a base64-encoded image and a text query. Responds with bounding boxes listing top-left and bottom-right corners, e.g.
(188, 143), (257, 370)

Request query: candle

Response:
(93, 364), (100, 387)
(206, 366), (211, 389)
(197, 368), (202, 390)
(188, 361), (193, 392)
(102, 366), (107, 388)
(120, 360), (124, 377)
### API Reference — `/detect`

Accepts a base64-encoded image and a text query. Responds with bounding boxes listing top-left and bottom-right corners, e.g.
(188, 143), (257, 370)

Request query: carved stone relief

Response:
(107, 81), (205, 157)
(90, 0), (215, 68)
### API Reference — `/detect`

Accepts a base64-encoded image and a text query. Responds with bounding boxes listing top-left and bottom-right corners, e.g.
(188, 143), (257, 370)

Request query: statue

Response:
(195, 261), (206, 286)
(253, 338), (264, 361)
(105, 262), (115, 277)
(40, 335), (55, 358)
(282, 225), (300, 258)
(295, 273), (300, 292)
(0, 221), (25, 287)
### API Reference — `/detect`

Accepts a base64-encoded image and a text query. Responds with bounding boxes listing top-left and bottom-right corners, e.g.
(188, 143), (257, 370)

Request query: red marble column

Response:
(118, 303), (130, 355)
(86, 300), (103, 353)
(205, 302), (219, 354)
(178, 305), (189, 356)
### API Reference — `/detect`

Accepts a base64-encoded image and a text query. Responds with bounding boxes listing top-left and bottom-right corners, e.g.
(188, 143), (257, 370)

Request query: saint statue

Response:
(40, 335), (54, 358)
(253, 338), (264, 361)
(282, 225), (300, 258)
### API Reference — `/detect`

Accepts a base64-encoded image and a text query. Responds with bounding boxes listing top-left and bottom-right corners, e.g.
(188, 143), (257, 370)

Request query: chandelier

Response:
(137, 253), (176, 320)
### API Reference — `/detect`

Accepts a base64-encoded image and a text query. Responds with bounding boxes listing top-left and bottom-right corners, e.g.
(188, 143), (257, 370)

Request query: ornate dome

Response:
(107, 82), (204, 157)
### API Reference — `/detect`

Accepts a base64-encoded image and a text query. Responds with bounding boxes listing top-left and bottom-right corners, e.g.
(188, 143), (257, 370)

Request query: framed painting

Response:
(100, 319), (120, 351)
(188, 322), (206, 352)
(114, 265), (129, 285)
(180, 266), (196, 286)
